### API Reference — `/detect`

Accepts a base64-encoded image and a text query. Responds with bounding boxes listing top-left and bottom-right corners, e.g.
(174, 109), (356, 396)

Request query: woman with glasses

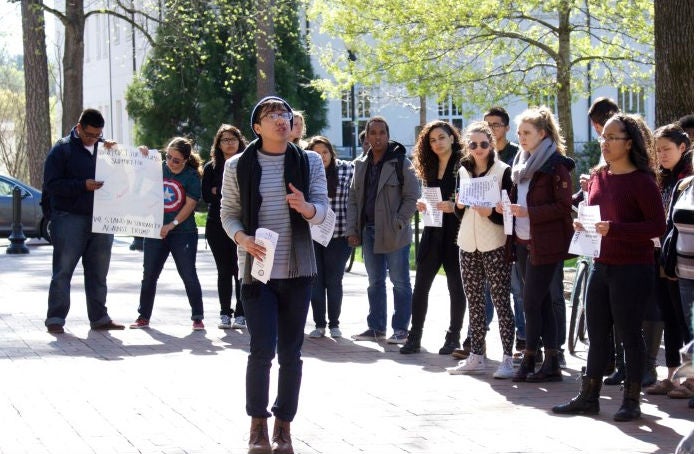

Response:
(400, 121), (465, 355)
(445, 121), (514, 377)
(202, 125), (248, 330)
(130, 137), (206, 330)
(553, 114), (665, 421)
(496, 106), (574, 383)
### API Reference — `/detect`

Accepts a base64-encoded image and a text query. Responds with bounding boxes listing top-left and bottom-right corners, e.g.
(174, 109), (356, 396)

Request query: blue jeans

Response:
(46, 211), (114, 327)
(311, 237), (352, 328)
(678, 278), (694, 338)
(511, 263), (526, 340)
(242, 277), (312, 422)
(138, 233), (204, 321)
(362, 225), (412, 333)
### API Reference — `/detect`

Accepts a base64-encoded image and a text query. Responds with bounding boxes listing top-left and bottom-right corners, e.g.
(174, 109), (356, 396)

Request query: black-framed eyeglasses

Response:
(264, 111), (293, 121)
(81, 130), (103, 140)
(220, 137), (239, 144)
(487, 123), (505, 129)
(597, 135), (629, 144)
(166, 154), (184, 165)
(468, 141), (491, 150)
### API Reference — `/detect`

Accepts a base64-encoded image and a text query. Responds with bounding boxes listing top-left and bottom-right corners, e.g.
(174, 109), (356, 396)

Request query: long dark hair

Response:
(596, 114), (655, 176)
(461, 121), (496, 175)
(210, 124), (246, 169)
(166, 137), (202, 177)
(654, 123), (693, 189)
(306, 135), (339, 198)
(412, 120), (462, 183)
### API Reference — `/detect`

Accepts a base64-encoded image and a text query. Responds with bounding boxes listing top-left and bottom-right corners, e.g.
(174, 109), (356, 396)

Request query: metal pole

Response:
(7, 186), (29, 254)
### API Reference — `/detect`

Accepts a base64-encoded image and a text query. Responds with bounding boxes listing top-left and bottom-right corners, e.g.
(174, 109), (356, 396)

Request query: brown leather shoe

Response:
(271, 418), (294, 454)
(47, 324), (64, 334)
(93, 321), (125, 330)
(248, 417), (271, 454)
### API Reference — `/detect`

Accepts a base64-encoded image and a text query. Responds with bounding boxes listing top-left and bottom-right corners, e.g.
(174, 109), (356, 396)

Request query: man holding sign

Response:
(42, 109), (124, 334)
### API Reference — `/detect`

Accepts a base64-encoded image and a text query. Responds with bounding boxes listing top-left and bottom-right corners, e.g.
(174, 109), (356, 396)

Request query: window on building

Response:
(617, 87), (646, 115)
(530, 93), (558, 115)
(437, 96), (463, 131)
(113, 18), (120, 46)
(341, 86), (371, 154)
(115, 101), (123, 143)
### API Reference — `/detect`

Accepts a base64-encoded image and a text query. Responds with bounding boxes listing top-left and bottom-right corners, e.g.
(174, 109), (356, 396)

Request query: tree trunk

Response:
(655, 0), (694, 126)
(255, 0), (276, 98)
(556, 3), (575, 161)
(22, 0), (52, 188)
(62, 0), (85, 136)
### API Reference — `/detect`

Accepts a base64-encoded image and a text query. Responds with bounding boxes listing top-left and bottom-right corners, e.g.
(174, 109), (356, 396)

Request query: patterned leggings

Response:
(460, 247), (515, 356)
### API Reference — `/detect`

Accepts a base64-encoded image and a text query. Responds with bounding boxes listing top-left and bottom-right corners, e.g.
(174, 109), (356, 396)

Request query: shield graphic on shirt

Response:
(163, 178), (185, 213)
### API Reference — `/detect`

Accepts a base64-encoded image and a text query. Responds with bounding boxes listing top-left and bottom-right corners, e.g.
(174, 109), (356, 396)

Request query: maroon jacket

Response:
(511, 153), (575, 265)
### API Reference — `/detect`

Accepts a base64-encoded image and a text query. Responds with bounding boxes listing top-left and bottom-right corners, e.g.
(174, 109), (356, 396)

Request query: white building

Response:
(64, 3), (654, 158)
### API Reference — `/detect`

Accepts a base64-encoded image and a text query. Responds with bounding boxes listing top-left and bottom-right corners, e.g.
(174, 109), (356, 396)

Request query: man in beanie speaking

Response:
(220, 96), (328, 454)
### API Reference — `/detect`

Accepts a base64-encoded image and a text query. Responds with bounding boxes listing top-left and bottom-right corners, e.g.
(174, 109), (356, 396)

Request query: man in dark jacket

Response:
(43, 108), (124, 334)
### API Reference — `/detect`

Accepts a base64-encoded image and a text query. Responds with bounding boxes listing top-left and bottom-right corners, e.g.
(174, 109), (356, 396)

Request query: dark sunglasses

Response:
(166, 154), (184, 165)
(468, 141), (491, 150)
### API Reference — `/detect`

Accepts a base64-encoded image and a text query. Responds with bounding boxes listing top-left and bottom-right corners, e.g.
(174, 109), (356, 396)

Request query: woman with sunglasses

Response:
(130, 137), (206, 330)
(445, 121), (514, 377)
(553, 114), (665, 421)
(203, 125), (248, 330)
(496, 106), (574, 383)
(400, 121), (465, 355)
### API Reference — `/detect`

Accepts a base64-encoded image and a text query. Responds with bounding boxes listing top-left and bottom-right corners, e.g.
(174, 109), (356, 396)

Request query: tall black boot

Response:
(527, 349), (563, 383)
(552, 376), (602, 415)
(641, 320), (663, 387)
(438, 330), (460, 355)
(399, 329), (422, 354)
(512, 351), (536, 382)
(613, 382), (642, 421)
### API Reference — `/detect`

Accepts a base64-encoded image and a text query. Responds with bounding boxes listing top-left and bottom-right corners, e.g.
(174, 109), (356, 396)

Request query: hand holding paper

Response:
(251, 228), (279, 284)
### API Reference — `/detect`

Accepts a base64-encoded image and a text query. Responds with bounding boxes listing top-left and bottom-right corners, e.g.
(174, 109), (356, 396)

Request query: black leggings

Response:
(206, 219), (243, 318)
(585, 263), (654, 382)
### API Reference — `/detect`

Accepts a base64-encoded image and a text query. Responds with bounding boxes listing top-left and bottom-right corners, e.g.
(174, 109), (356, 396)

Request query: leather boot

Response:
(438, 330), (460, 355)
(512, 351), (536, 382)
(641, 320), (663, 387)
(527, 349), (563, 383)
(400, 329), (422, 354)
(248, 417), (271, 454)
(552, 376), (602, 415)
(271, 418), (294, 454)
(604, 363), (626, 385)
(614, 382), (642, 421)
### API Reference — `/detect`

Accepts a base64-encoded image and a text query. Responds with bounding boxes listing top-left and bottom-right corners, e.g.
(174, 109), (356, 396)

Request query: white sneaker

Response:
(308, 328), (326, 338)
(447, 353), (486, 375)
(329, 327), (342, 338)
(493, 355), (514, 379)
(233, 316), (247, 329)
(218, 315), (232, 329)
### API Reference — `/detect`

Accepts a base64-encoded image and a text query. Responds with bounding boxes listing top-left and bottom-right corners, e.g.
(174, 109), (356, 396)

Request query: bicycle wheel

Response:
(345, 247), (356, 272)
(568, 259), (589, 354)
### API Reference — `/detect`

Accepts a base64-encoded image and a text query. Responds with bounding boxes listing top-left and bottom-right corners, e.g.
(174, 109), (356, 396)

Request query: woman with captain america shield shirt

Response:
(130, 137), (207, 330)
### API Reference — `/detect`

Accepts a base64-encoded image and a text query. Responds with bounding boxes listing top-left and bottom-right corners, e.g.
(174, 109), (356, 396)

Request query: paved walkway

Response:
(0, 237), (693, 454)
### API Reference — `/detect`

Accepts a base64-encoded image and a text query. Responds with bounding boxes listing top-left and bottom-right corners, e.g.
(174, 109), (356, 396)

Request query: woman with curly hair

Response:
(202, 125), (248, 329)
(445, 121), (515, 378)
(400, 120), (466, 355)
(553, 114), (666, 421)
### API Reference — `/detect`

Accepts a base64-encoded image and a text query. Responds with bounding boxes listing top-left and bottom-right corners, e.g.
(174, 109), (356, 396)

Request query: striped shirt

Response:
(258, 152), (293, 277)
(331, 160), (354, 238)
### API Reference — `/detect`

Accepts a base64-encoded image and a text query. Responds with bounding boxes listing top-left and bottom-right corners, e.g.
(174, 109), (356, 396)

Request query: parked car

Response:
(0, 174), (50, 241)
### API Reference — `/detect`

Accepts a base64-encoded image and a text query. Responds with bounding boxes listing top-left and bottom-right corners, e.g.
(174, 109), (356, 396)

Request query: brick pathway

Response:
(0, 237), (692, 453)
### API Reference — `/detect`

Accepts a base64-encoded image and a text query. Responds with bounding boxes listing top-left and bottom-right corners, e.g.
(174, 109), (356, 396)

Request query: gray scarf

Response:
(511, 137), (557, 185)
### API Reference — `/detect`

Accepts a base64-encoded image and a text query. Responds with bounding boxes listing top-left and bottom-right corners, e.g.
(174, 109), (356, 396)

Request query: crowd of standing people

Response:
(41, 97), (693, 453)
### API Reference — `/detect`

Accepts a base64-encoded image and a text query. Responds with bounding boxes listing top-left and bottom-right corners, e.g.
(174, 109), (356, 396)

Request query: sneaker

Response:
(493, 355), (514, 379)
(387, 330), (409, 344)
(233, 316), (247, 329)
(47, 324), (64, 334)
(351, 329), (386, 341)
(309, 328), (326, 338)
(129, 317), (149, 329)
(329, 327), (342, 338)
(451, 349), (469, 360)
(192, 320), (205, 331)
(558, 350), (567, 368)
(646, 378), (677, 395)
(515, 338), (526, 352)
(218, 315), (232, 329)
(447, 353), (486, 375)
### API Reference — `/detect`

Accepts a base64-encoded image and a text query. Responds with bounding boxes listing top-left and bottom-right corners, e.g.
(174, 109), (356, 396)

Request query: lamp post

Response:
(348, 50), (357, 159)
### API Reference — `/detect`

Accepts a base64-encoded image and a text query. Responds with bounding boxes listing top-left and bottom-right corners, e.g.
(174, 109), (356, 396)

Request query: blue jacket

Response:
(43, 127), (100, 217)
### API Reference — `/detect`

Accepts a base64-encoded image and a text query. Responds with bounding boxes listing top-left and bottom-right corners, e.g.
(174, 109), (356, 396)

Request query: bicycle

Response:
(567, 255), (591, 354)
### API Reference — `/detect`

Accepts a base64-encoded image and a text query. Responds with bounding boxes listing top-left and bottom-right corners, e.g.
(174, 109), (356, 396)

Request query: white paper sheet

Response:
(421, 186), (443, 227)
(457, 175), (500, 207)
(311, 208), (336, 247)
(501, 190), (513, 235)
(251, 228), (279, 283)
(93, 145), (164, 238)
(568, 203), (602, 257)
